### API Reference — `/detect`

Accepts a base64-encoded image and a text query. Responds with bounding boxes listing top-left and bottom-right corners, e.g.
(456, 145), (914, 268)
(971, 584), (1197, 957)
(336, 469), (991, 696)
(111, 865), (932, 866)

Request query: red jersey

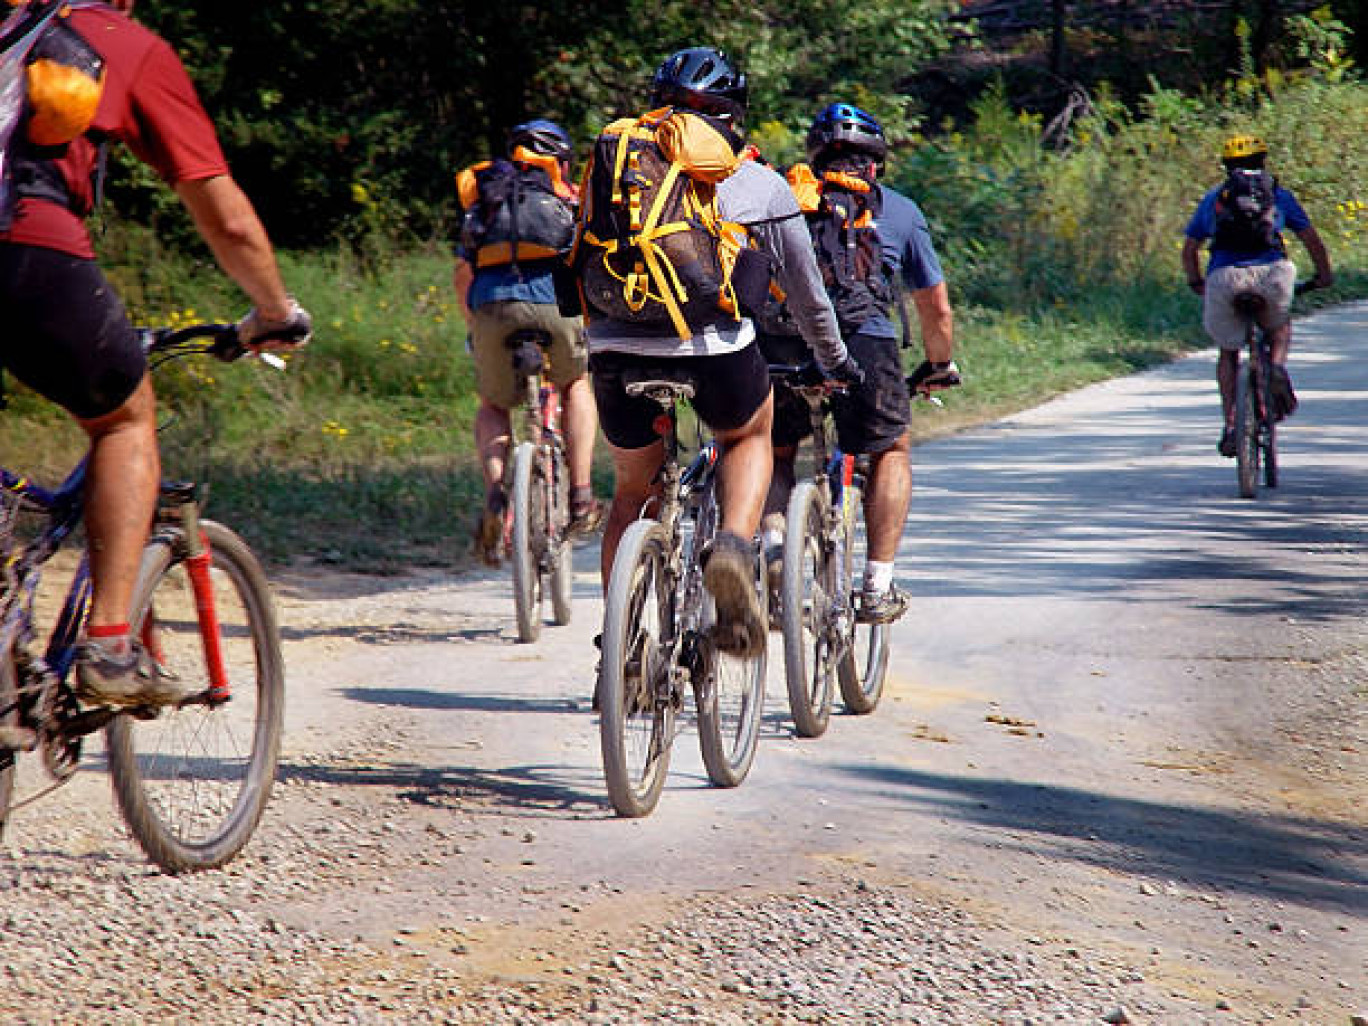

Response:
(1, 5), (229, 259)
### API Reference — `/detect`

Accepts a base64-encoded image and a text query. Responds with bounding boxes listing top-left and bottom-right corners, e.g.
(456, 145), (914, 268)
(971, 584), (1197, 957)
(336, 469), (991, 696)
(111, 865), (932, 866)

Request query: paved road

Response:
(6, 303), (1363, 1022)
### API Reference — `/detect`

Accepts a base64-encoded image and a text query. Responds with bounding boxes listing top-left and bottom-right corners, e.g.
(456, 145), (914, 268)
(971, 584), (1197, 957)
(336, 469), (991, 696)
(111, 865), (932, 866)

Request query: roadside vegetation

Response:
(3, 8), (1365, 569)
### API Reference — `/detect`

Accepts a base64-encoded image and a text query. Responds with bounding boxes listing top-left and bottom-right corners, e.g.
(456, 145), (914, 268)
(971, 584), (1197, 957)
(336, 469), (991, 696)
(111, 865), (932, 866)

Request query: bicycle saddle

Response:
(1233, 291), (1266, 316)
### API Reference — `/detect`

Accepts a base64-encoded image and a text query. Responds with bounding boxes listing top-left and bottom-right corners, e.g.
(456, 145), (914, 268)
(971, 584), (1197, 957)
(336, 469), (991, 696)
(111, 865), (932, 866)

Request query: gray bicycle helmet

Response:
(649, 46), (749, 124)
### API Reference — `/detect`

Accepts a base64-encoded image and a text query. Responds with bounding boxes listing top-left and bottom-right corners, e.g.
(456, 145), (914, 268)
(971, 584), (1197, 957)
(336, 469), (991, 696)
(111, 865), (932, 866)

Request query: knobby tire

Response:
(547, 445), (573, 627)
(1235, 372), (1259, 499)
(0, 651), (17, 841)
(837, 483), (889, 714)
(106, 520), (283, 873)
(510, 442), (544, 643)
(780, 481), (834, 738)
(599, 520), (674, 817)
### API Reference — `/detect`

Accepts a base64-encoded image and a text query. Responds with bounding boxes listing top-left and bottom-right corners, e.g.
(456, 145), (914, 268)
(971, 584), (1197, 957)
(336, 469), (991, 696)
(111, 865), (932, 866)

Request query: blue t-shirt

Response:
(464, 260), (558, 308)
(1184, 183), (1310, 272)
(859, 184), (946, 339)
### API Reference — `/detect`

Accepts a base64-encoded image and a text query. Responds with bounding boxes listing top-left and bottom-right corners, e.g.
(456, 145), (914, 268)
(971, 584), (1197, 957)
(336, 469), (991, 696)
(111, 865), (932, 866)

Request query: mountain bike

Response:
(597, 373), (767, 818)
(502, 329), (573, 643)
(769, 364), (888, 738)
(1232, 280), (1319, 499)
(0, 322), (293, 873)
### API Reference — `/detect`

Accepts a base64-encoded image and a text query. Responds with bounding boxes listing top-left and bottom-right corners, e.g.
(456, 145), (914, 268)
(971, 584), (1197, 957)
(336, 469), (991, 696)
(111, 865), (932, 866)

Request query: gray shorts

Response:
(1203, 259), (1296, 350)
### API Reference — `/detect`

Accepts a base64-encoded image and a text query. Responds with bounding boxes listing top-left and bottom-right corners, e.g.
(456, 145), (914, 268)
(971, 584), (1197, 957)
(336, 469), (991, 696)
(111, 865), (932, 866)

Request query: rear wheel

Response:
(510, 442), (545, 643)
(107, 520), (283, 873)
(1234, 372), (1259, 499)
(1259, 357), (1279, 489)
(836, 485), (889, 714)
(780, 481), (835, 738)
(599, 520), (675, 818)
(0, 651), (18, 841)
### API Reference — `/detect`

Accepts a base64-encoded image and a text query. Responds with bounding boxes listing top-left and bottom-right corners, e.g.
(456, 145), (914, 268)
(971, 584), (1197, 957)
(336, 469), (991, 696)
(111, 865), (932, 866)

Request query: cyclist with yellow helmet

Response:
(1181, 135), (1333, 457)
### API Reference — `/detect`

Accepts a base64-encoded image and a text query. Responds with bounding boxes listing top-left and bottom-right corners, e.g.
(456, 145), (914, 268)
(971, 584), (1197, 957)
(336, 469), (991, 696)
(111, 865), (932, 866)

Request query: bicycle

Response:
(597, 372), (767, 818)
(500, 329), (573, 643)
(1232, 280), (1319, 499)
(769, 364), (888, 738)
(0, 322), (296, 873)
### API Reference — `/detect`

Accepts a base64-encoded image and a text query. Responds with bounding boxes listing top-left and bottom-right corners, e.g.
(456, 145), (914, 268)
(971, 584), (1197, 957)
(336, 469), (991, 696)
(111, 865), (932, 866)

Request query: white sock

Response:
(761, 527), (784, 554)
(864, 561), (894, 594)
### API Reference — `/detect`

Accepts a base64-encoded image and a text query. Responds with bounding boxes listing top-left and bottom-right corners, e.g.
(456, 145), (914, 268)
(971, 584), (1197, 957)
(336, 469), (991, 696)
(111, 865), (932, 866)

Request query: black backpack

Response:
(801, 166), (894, 337)
(457, 157), (575, 272)
(1212, 168), (1281, 254)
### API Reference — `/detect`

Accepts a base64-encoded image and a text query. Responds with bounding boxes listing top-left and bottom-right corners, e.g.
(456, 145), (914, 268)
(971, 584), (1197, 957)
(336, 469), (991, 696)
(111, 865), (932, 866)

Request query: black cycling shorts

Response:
(757, 333), (815, 449)
(0, 244), (145, 420)
(829, 332), (910, 455)
(589, 342), (772, 451)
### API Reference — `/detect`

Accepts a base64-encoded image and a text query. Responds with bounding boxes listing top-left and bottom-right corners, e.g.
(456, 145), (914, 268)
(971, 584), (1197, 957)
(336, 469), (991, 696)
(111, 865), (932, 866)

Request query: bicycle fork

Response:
(162, 491), (231, 703)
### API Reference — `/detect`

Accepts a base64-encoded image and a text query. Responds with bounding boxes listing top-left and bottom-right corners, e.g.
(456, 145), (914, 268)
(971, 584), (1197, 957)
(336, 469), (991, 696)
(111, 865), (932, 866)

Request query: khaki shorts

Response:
(1203, 259), (1296, 350)
(469, 301), (587, 409)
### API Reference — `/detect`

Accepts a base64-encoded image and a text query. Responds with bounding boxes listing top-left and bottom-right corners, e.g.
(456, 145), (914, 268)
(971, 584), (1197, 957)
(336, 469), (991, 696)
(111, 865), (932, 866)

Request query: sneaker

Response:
(568, 496), (604, 537)
(1218, 426), (1237, 459)
(856, 584), (909, 625)
(1270, 365), (1298, 421)
(474, 487), (507, 566)
(701, 532), (766, 659)
(75, 639), (197, 708)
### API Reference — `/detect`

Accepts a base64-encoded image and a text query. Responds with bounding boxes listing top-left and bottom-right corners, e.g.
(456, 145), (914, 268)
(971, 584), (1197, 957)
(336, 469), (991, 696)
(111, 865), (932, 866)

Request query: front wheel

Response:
(0, 651), (18, 841)
(1234, 372), (1259, 499)
(547, 447), (574, 627)
(780, 481), (835, 738)
(836, 484), (890, 714)
(510, 442), (546, 643)
(599, 520), (675, 817)
(106, 520), (284, 873)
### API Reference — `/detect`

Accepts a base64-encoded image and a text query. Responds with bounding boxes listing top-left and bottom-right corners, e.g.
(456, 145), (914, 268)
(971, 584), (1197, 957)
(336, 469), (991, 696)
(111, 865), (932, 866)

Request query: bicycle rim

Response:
(781, 481), (834, 738)
(511, 442), (544, 643)
(599, 520), (674, 817)
(1234, 373), (1259, 499)
(106, 521), (283, 872)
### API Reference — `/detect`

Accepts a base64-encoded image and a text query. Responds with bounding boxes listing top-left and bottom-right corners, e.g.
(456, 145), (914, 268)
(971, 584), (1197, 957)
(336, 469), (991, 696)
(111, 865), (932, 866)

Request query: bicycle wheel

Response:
(1260, 357), (1279, 489)
(837, 484), (890, 714)
(547, 446), (574, 627)
(1234, 371), (1259, 499)
(106, 520), (283, 873)
(510, 441), (545, 643)
(599, 519), (675, 817)
(0, 651), (18, 841)
(695, 497), (766, 787)
(780, 481), (835, 738)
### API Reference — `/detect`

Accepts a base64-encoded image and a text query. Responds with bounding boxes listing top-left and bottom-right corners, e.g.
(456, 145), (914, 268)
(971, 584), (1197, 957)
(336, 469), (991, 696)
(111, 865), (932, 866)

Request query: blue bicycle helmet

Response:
(806, 103), (888, 166)
(508, 119), (573, 162)
(649, 47), (749, 124)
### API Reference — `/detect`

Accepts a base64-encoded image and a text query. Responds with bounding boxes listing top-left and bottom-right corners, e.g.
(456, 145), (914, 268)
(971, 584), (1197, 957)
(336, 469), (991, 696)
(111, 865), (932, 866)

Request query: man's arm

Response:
(453, 259), (474, 321)
(1296, 224), (1335, 287)
(175, 175), (292, 320)
(1181, 236), (1205, 294)
(910, 282), (953, 364)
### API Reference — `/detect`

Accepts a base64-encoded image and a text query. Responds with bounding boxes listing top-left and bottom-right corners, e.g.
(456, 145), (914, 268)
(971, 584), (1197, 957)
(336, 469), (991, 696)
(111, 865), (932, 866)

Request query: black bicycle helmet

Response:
(806, 103), (888, 166)
(508, 119), (573, 162)
(649, 46), (748, 124)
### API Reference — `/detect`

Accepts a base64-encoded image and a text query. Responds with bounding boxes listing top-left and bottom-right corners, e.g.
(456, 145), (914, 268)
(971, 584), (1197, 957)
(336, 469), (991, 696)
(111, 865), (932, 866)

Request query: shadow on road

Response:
(835, 763), (1368, 912)
(339, 686), (581, 716)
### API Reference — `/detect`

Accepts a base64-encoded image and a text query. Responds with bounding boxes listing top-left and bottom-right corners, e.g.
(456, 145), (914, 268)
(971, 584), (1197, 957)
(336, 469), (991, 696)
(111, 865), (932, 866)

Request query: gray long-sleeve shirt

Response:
(585, 159), (847, 371)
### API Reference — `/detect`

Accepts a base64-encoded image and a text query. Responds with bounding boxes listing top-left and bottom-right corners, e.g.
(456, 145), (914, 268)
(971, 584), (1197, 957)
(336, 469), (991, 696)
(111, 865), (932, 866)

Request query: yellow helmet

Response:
(1222, 134), (1268, 161)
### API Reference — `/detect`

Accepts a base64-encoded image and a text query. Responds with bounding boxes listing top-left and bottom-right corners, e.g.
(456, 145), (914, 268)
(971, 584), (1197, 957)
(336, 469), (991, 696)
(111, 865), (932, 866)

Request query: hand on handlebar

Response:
(822, 355), (865, 389)
(908, 359), (962, 396)
(236, 297), (313, 351)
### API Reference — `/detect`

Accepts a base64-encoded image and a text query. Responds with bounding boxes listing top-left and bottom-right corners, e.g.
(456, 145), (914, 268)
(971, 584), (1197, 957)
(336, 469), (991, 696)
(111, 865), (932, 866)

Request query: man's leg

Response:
(475, 398), (513, 495)
(600, 440), (664, 587)
(863, 431), (912, 566)
(1217, 348), (1239, 429)
(561, 375), (603, 531)
(80, 376), (159, 629)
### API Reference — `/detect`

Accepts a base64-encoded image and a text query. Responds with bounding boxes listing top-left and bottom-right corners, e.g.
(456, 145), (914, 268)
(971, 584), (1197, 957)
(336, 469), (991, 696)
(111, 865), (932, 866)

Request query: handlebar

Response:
(137, 321), (303, 370)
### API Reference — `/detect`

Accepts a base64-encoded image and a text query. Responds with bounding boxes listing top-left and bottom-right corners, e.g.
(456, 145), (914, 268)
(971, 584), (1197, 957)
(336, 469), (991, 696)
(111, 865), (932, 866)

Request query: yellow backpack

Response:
(571, 107), (744, 340)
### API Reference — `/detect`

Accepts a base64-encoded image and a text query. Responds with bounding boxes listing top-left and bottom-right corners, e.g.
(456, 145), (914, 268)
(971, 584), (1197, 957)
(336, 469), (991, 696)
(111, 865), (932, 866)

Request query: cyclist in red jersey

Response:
(0, 0), (311, 707)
